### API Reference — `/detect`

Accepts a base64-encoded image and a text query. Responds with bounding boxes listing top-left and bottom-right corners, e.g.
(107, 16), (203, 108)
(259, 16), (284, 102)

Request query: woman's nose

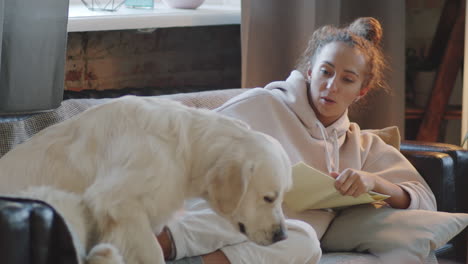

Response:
(326, 77), (338, 92)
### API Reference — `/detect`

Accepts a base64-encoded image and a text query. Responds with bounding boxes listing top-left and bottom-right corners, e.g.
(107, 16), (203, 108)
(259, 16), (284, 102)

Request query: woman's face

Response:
(307, 42), (367, 127)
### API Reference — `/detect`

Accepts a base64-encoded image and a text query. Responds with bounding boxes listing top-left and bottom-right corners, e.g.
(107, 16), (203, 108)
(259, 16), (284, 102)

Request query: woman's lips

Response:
(320, 97), (336, 104)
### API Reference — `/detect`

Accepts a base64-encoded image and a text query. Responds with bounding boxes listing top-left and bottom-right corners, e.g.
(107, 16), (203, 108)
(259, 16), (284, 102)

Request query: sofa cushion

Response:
(321, 204), (468, 262)
(318, 251), (438, 264)
(0, 99), (109, 158)
(161, 88), (245, 110)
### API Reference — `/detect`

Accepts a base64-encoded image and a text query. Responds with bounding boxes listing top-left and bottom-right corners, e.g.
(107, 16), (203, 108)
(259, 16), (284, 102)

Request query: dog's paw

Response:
(86, 243), (125, 264)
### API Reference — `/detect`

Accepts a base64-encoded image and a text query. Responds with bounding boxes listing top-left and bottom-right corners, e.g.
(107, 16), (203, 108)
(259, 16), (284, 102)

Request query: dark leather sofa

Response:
(0, 89), (467, 263)
(401, 141), (468, 262)
(0, 197), (79, 264)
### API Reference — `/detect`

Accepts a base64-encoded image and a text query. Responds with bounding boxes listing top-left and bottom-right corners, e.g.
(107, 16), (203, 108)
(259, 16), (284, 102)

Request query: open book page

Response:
(283, 162), (390, 212)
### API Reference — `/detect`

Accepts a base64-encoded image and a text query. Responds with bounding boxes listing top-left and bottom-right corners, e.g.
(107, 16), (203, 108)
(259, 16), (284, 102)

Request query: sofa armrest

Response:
(0, 196), (79, 264)
(401, 150), (455, 213)
(401, 140), (468, 213)
(401, 141), (468, 262)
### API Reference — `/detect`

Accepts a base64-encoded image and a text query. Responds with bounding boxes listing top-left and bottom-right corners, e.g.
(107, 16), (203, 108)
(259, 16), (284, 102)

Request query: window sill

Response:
(68, 2), (241, 32)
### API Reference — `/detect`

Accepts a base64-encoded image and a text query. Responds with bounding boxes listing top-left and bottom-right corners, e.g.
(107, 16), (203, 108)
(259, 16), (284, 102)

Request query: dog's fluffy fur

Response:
(0, 96), (292, 264)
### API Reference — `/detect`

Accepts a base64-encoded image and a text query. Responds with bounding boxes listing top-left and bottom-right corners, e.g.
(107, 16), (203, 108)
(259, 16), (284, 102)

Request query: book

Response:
(283, 162), (390, 212)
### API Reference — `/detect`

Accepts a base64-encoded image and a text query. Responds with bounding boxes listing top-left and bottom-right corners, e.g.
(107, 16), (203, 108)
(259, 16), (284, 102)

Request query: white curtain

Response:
(0, 0), (69, 114)
(241, 0), (406, 131)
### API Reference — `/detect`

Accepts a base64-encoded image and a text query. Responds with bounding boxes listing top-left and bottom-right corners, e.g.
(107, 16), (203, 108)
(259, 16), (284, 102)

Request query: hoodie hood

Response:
(264, 70), (351, 173)
(264, 70), (350, 141)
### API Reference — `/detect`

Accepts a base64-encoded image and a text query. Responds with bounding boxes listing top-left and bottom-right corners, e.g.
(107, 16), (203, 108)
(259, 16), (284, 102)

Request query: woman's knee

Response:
(219, 219), (322, 264)
(285, 219), (322, 263)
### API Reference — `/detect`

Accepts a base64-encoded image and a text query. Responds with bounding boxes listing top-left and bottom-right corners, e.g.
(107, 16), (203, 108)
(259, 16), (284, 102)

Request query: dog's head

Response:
(206, 132), (292, 246)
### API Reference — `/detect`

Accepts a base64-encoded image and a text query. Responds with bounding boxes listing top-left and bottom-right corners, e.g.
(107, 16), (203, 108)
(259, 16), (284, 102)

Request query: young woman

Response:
(160, 17), (436, 264)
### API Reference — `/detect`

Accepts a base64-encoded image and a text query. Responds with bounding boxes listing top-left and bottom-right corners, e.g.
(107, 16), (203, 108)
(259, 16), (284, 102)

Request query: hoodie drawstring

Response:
(316, 122), (340, 174)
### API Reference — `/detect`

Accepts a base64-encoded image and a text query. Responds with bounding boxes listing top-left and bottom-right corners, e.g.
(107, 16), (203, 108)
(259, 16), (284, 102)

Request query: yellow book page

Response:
(283, 162), (390, 212)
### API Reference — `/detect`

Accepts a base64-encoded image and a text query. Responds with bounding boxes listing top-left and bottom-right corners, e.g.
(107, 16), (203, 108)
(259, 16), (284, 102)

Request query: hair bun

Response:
(348, 17), (383, 46)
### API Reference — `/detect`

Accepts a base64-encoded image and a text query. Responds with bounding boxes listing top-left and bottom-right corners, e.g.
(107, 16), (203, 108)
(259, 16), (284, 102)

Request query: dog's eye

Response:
(238, 222), (246, 234)
(264, 196), (274, 203)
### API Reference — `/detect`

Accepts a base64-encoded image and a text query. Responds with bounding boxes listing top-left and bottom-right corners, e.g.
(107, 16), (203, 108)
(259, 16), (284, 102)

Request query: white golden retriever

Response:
(0, 96), (292, 264)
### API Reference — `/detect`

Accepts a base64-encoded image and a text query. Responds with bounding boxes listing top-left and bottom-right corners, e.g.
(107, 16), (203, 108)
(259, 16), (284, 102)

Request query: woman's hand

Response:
(156, 227), (175, 260)
(330, 169), (411, 209)
(331, 169), (377, 197)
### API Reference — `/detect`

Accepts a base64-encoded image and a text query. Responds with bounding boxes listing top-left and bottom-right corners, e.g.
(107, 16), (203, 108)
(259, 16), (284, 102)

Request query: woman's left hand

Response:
(330, 169), (377, 197)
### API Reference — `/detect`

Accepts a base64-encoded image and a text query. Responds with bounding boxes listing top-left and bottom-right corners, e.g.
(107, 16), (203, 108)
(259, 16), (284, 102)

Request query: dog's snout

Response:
(272, 227), (287, 243)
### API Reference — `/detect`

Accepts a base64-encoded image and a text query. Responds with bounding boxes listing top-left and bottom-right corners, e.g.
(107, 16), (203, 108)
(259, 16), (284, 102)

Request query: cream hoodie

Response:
(216, 70), (436, 211)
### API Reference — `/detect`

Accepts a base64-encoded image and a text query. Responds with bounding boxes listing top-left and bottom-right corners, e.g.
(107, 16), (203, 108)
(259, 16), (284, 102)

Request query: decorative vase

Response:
(162, 0), (205, 9)
(81, 0), (125, 11)
(125, 0), (154, 9)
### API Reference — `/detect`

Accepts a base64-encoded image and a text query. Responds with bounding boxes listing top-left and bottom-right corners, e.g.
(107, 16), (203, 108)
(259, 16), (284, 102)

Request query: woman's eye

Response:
(320, 68), (331, 75)
(343, 78), (355, 83)
(264, 196), (274, 203)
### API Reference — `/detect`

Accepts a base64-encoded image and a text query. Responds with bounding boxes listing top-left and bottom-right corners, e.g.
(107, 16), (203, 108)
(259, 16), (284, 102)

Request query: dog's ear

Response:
(207, 160), (254, 215)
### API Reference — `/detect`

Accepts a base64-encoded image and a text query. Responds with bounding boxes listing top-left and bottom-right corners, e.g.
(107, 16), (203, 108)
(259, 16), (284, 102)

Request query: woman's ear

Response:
(354, 87), (369, 103)
(359, 87), (369, 96)
(307, 68), (312, 79)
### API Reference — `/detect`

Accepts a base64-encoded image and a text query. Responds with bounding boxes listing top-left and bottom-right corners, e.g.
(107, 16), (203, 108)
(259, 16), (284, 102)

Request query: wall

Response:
(63, 1), (461, 143)
(406, 0), (445, 55)
(338, 0), (406, 132)
(64, 25), (241, 93)
(405, 0), (463, 144)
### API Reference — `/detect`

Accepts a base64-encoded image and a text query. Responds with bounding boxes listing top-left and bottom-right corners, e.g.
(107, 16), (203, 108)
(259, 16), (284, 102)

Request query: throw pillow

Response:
(321, 204), (468, 262)
(364, 126), (401, 150)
